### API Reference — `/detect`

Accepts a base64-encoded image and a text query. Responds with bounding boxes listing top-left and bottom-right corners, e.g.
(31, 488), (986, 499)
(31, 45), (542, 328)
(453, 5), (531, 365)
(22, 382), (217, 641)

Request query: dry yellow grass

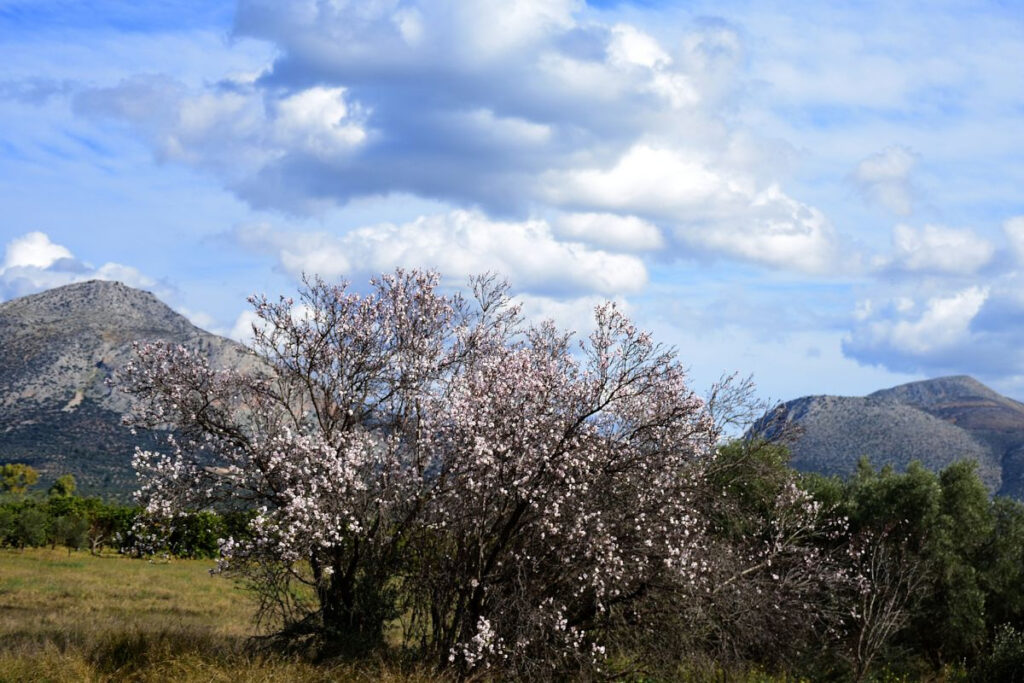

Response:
(0, 547), (253, 639)
(0, 549), (800, 682)
(0, 548), (437, 682)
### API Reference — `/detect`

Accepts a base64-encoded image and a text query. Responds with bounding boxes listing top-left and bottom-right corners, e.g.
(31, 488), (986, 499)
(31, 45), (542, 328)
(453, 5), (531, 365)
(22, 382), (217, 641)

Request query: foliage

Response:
(1, 463), (39, 494)
(971, 625), (1024, 683)
(48, 473), (76, 497)
(14, 504), (48, 548)
(0, 485), (244, 559)
(119, 270), (750, 677)
(803, 457), (1024, 674)
(52, 513), (90, 553)
(647, 438), (857, 675)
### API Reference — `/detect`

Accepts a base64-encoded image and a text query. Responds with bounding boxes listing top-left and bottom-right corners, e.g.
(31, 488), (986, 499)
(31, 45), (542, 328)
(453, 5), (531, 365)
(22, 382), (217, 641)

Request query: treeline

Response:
(624, 441), (1024, 680)
(0, 466), (248, 558)
(801, 456), (1024, 680)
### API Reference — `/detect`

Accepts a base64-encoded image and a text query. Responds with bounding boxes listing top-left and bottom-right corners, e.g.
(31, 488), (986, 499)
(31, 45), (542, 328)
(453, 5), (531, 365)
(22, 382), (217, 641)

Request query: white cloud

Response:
(606, 24), (701, 109)
(77, 79), (368, 188)
(688, 185), (837, 273)
(454, 0), (579, 58)
(545, 145), (838, 272)
(869, 287), (987, 354)
(272, 87), (368, 157)
(74, 3), (838, 275)
(850, 146), (917, 215)
(236, 210), (648, 297)
(1, 231), (72, 270)
(545, 145), (743, 216)
(842, 286), (1011, 376)
(879, 223), (994, 275)
(554, 212), (664, 252)
(608, 24), (672, 69)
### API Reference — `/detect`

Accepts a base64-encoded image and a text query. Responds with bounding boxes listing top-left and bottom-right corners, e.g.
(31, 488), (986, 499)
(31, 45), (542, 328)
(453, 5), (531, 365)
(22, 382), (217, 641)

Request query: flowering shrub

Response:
(120, 270), (853, 677)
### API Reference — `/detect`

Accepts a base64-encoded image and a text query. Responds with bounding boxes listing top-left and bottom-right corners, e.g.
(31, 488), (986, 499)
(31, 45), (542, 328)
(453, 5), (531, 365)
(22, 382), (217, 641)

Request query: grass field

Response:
(0, 549), (813, 682)
(0, 548), (433, 682)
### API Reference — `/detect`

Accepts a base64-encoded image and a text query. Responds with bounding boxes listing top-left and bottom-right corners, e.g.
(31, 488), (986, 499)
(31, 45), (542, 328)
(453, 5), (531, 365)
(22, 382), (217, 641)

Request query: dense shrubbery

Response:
(803, 457), (1024, 678)
(0, 472), (246, 558)
(8, 450), (1024, 679)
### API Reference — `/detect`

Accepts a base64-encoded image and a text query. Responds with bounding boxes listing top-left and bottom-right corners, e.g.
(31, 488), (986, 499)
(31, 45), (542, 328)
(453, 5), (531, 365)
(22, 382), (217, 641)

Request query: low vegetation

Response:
(6, 454), (1024, 680)
(0, 548), (444, 682)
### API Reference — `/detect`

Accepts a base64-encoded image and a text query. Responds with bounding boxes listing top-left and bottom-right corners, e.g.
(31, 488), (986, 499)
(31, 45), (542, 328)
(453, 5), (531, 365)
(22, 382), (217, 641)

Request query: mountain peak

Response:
(0, 280), (246, 498)
(868, 375), (1008, 407)
(0, 279), (192, 334)
(761, 375), (1024, 499)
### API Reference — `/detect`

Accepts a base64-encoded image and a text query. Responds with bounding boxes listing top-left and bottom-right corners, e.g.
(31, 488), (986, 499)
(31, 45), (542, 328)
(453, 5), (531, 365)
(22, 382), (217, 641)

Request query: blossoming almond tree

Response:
(406, 304), (717, 675)
(122, 270), (499, 653)
(121, 269), (846, 677)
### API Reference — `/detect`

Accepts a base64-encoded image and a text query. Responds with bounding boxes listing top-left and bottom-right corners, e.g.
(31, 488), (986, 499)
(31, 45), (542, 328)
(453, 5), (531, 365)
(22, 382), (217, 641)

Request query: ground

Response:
(0, 548), (431, 682)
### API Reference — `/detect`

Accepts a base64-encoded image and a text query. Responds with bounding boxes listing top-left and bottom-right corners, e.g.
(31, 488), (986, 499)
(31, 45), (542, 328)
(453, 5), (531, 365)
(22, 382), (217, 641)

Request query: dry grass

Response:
(0, 548), (436, 682)
(0, 549), (802, 682)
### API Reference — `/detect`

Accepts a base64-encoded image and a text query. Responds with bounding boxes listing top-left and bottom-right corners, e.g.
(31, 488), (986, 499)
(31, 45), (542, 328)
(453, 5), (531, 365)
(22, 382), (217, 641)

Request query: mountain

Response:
(756, 376), (1024, 498)
(0, 280), (249, 499)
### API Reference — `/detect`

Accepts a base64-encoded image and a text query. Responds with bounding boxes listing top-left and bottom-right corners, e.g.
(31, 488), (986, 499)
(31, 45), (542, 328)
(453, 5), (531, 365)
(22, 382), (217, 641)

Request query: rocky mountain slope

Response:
(757, 376), (1024, 498)
(8, 282), (1024, 502)
(0, 280), (250, 499)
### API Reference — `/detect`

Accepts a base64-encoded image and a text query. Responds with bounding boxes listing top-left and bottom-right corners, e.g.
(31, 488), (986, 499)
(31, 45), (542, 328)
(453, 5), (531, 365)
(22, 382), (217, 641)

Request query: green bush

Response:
(14, 505), (48, 548)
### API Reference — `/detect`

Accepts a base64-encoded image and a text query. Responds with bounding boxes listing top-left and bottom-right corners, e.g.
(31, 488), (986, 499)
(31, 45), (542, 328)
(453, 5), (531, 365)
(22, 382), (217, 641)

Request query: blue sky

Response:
(2, 0), (1024, 402)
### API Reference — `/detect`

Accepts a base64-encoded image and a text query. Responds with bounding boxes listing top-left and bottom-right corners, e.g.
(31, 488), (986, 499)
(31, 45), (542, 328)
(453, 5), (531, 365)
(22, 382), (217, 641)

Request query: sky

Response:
(2, 0), (1024, 402)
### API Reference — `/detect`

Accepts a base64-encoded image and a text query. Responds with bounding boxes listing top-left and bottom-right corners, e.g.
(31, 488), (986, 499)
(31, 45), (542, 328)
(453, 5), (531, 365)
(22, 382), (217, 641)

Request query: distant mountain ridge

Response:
(7, 283), (1024, 502)
(758, 376), (1024, 498)
(0, 280), (249, 498)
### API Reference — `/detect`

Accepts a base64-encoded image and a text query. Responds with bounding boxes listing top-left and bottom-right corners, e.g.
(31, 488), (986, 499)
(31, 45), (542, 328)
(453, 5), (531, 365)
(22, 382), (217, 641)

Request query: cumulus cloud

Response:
(554, 213), (664, 252)
(76, 78), (368, 202)
(71, 1), (840, 274)
(545, 145), (838, 272)
(842, 280), (1024, 379)
(843, 213), (1024, 380)
(682, 186), (837, 273)
(234, 210), (648, 297)
(876, 223), (994, 275)
(850, 146), (917, 215)
(0, 232), (161, 301)
(544, 144), (748, 218)
(1, 231), (73, 270)
(851, 286), (988, 355)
